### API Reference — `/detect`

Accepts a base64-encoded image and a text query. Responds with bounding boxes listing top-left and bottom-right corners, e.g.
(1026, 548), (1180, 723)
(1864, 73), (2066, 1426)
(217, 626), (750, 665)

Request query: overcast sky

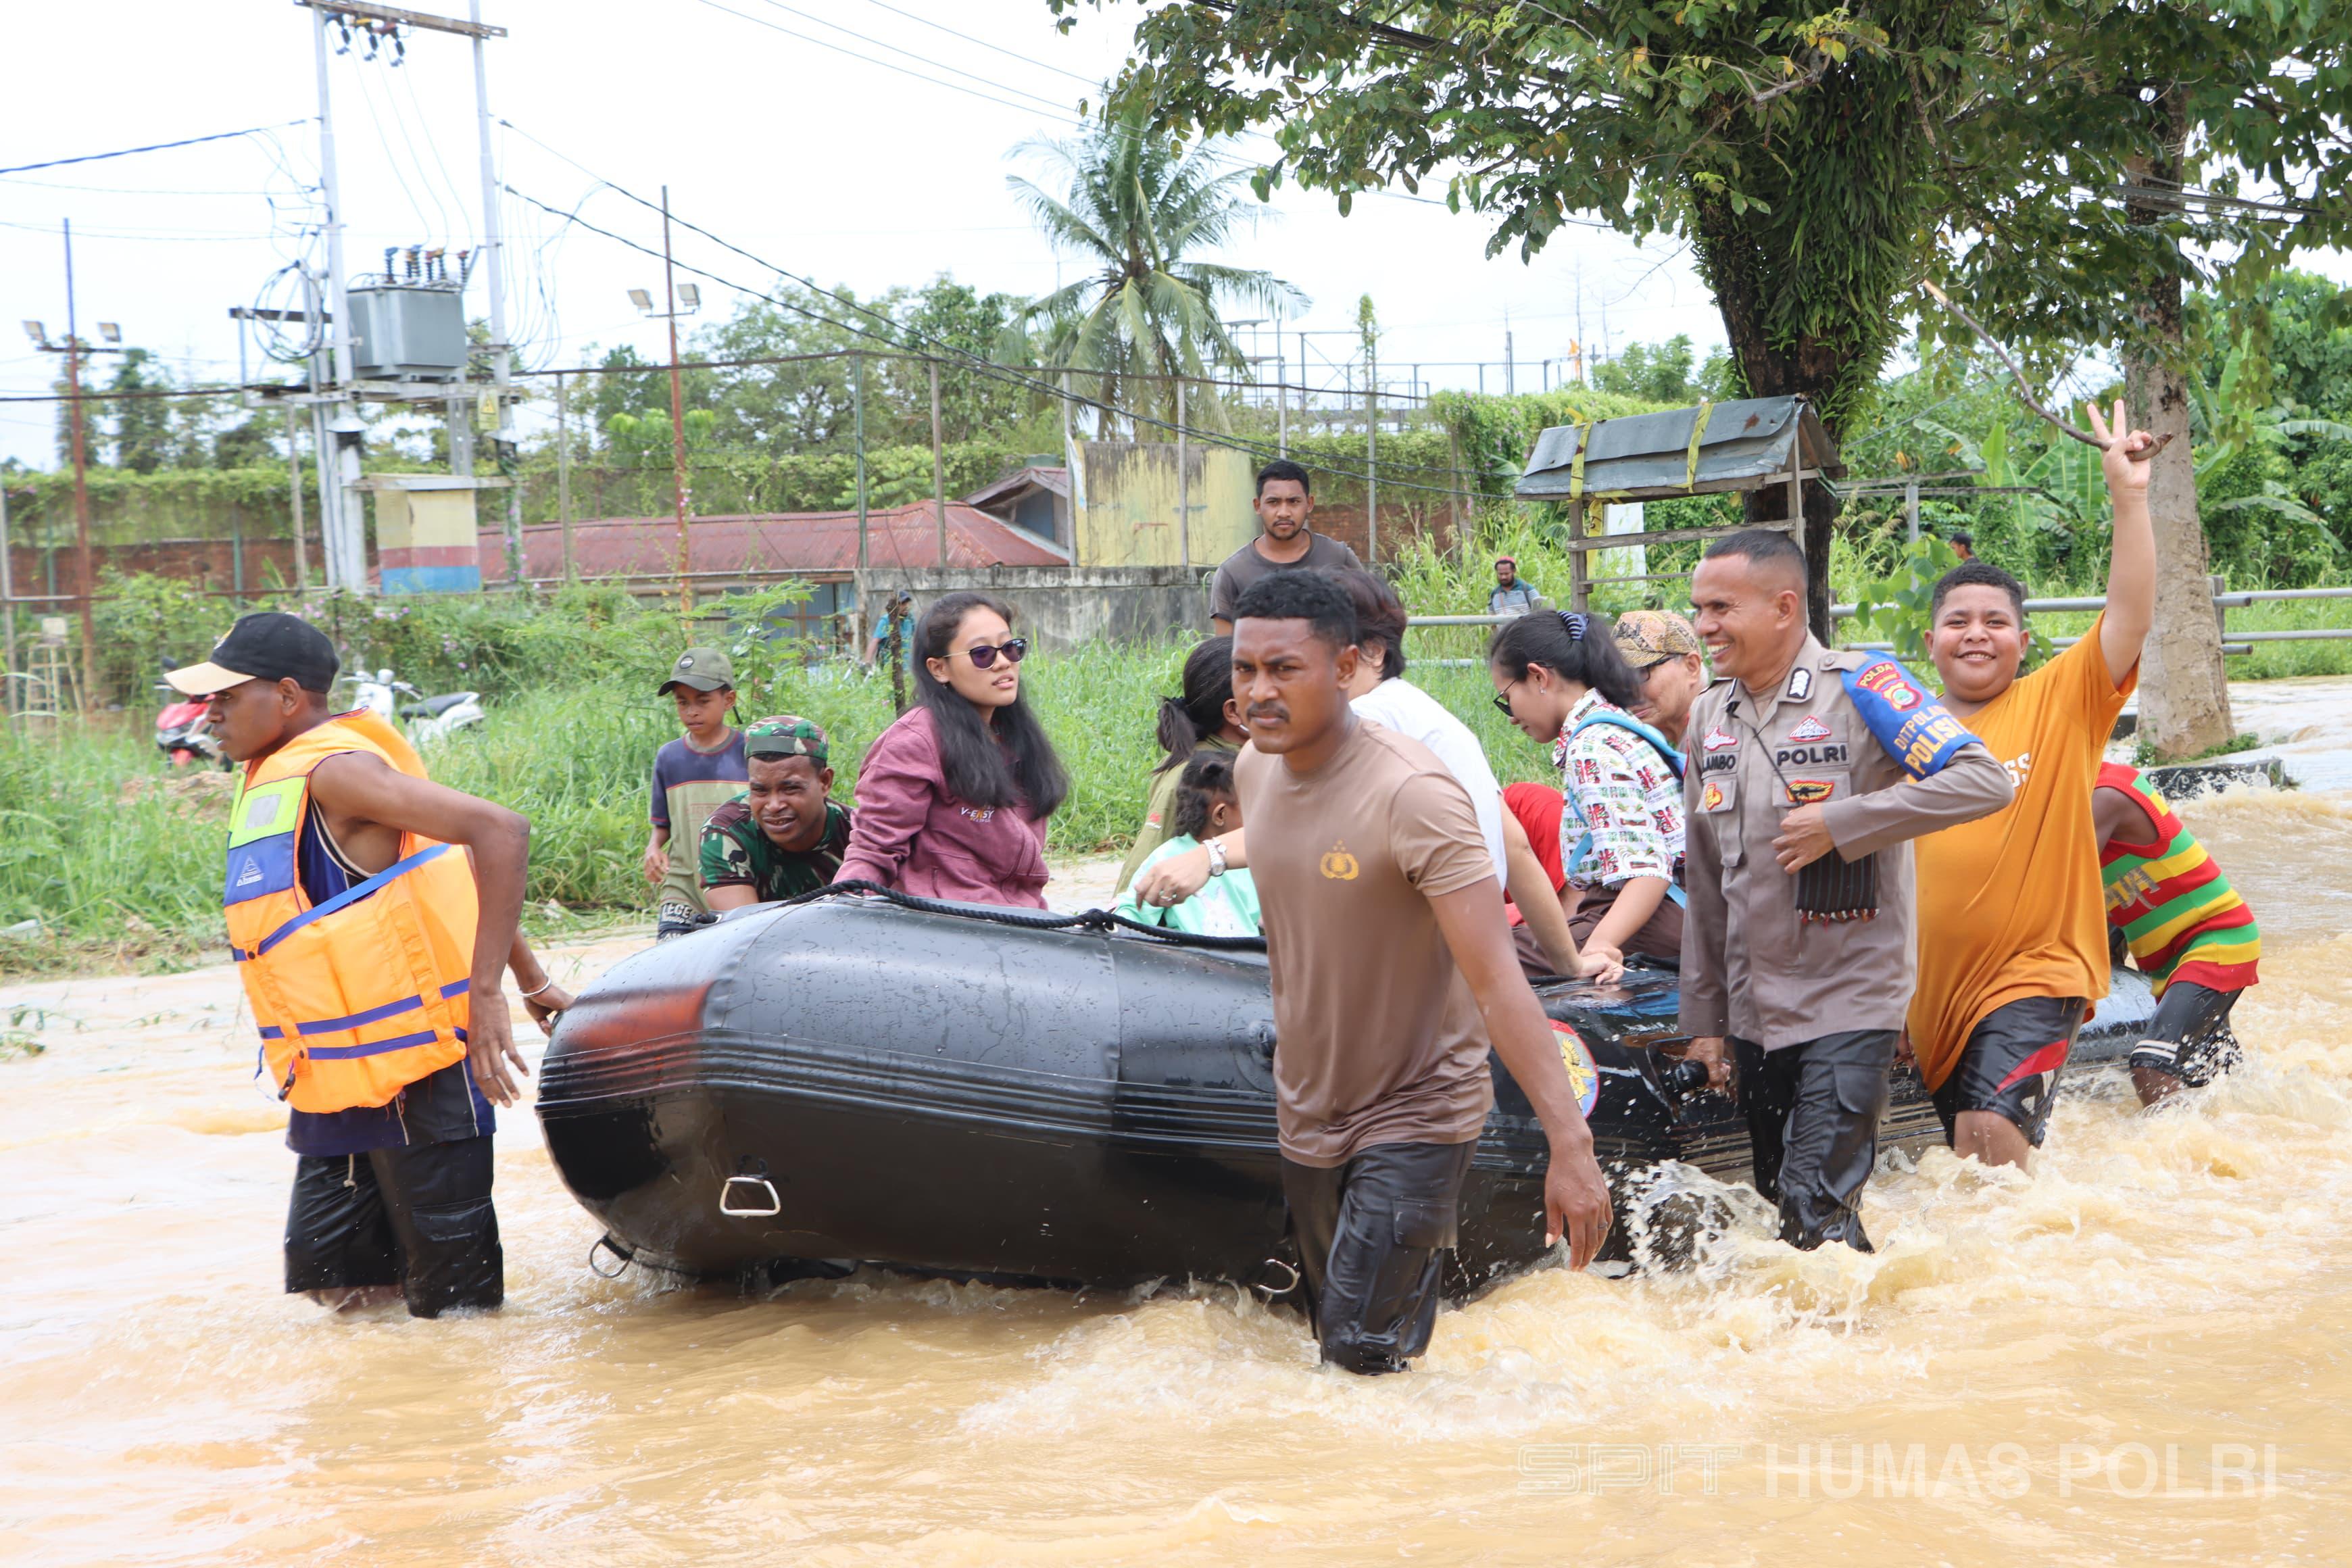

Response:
(0, 0), (1731, 470)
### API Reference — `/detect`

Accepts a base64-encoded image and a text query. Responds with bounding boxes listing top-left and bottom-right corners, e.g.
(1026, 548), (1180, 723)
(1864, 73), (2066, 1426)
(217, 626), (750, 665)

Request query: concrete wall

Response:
(1071, 441), (1256, 569)
(852, 565), (1212, 651)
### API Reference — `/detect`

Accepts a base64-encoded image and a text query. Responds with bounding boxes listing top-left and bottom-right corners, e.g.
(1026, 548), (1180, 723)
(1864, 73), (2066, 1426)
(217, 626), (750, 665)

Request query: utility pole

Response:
(1175, 375), (1191, 572)
(64, 225), (97, 711)
(469, 0), (520, 587)
(854, 353), (868, 572)
(26, 225), (124, 712)
(284, 407), (309, 591)
(306, 3), (364, 593)
(929, 358), (946, 566)
(556, 370), (574, 581)
(662, 185), (691, 619)
(1505, 324), (1515, 397)
(0, 477), (15, 717)
(1365, 351), (1378, 565)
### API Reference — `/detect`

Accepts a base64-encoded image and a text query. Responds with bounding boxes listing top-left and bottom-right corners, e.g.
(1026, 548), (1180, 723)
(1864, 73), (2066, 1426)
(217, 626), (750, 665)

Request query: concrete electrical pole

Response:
(470, 0), (521, 589)
(296, 1), (512, 595)
(27, 224), (124, 712)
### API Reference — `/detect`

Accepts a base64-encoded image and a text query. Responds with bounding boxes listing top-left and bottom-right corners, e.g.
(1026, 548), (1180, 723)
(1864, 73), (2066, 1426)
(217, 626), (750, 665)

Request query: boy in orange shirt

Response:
(1908, 401), (2159, 1169)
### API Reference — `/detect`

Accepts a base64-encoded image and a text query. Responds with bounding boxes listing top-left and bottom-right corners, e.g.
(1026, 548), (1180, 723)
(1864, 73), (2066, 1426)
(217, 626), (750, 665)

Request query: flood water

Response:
(5, 771), (2351, 1563)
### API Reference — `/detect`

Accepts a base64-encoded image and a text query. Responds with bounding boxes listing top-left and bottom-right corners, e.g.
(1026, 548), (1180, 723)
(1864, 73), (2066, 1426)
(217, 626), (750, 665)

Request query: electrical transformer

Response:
(347, 282), (467, 382)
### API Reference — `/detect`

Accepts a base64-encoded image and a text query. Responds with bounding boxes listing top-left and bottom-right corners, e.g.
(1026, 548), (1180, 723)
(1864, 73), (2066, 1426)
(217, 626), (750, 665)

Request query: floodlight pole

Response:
(662, 185), (692, 619)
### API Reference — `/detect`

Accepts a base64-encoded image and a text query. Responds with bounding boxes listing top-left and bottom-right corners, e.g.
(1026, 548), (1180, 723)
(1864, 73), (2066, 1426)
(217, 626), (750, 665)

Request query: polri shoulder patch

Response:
(1842, 658), (1976, 778)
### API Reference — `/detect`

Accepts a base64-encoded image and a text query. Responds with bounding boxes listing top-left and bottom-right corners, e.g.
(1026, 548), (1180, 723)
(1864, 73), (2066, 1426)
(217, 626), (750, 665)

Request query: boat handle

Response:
(587, 1233), (633, 1278)
(1251, 1256), (1302, 1300)
(719, 1175), (782, 1217)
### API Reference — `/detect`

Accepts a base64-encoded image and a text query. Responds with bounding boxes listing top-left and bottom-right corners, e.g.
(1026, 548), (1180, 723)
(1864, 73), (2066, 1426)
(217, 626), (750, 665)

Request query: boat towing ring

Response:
(1250, 1256), (1302, 1300)
(588, 1233), (634, 1278)
(719, 1174), (783, 1218)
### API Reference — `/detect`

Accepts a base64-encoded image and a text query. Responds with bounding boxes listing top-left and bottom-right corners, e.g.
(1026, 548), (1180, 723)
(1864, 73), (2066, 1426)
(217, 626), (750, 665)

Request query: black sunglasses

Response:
(1492, 679), (1521, 716)
(960, 638), (1029, 669)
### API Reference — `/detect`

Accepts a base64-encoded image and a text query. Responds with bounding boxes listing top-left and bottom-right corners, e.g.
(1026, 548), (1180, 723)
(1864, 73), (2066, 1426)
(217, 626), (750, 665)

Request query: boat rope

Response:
(729, 881), (1270, 954)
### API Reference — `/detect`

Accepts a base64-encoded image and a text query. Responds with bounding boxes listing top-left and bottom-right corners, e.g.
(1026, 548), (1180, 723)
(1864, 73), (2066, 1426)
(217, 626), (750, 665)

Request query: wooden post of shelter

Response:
(1516, 396), (1842, 618)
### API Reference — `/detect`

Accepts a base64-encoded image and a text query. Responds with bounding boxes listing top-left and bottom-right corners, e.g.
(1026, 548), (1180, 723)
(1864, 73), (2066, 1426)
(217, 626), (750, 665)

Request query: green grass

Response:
(11, 568), (2352, 975)
(0, 641), (1199, 975)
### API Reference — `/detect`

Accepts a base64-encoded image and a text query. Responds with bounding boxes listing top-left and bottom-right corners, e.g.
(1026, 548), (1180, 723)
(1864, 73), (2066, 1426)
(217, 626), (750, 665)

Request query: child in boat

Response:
(2096, 762), (2260, 1104)
(1114, 750), (1261, 937)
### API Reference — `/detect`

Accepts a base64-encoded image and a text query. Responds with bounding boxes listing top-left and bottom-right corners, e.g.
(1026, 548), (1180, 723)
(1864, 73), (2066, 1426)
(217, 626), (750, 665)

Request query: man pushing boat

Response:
(1225, 571), (1613, 1375)
(172, 612), (568, 1318)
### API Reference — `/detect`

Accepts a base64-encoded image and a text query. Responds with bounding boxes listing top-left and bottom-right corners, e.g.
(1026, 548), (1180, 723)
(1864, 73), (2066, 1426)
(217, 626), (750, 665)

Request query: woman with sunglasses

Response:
(833, 591), (1069, 908)
(1488, 609), (1686, 964)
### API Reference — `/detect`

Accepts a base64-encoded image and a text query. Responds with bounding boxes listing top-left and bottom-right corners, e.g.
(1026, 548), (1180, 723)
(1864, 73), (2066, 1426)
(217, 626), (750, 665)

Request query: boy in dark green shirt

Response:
(699, 716), (854, 909)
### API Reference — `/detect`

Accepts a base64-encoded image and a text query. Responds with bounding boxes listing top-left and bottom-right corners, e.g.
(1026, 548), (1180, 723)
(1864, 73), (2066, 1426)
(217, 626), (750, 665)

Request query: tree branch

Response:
(1918, 280), (2168, 451)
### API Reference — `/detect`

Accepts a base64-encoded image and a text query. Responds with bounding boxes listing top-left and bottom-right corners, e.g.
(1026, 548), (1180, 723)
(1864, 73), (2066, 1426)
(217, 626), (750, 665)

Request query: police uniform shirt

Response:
(1677, 636), (2015, 1050)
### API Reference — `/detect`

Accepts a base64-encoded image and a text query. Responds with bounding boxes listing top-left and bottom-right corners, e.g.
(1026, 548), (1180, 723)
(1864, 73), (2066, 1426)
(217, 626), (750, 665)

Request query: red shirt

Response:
(1501, 781), (1566, 925)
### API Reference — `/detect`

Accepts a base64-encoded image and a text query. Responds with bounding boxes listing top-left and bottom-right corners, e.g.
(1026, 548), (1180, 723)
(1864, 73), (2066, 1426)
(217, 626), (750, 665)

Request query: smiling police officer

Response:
(1678, 530), (2013, 1251)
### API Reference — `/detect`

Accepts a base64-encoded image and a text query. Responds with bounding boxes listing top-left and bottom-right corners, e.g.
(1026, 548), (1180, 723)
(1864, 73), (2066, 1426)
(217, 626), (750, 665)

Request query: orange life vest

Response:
(224, 711), (479, 1113)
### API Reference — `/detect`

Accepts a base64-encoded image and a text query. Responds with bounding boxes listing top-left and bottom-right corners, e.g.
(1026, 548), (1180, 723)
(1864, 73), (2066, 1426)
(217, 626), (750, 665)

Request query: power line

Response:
(499, 183), (1488, 500)
(856, 0), (1102, 87)
(0, 120), (314, 176)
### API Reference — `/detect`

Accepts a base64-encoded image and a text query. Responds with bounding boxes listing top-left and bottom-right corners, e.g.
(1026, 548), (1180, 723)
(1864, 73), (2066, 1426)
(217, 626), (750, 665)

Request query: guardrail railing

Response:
(1406, 581), (2352, 666)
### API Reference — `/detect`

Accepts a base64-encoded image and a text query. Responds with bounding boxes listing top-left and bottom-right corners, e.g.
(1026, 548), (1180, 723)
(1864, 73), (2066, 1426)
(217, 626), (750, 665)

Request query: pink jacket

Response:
(834, 706), (1051, 908)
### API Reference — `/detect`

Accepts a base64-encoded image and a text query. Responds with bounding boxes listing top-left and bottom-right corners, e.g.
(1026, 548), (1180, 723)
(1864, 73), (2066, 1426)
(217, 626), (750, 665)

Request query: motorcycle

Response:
(344, 668), (485, 746)
(153, 681), (224, 768)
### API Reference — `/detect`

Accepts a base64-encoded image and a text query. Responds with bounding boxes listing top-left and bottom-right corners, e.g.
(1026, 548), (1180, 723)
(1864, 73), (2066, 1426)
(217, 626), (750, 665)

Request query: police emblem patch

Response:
(1856, 660), (1923, 712)
(1787, 715), (1832, 743)
(1784, 779), (1836, 805)
(1702, 726), (1738, 752)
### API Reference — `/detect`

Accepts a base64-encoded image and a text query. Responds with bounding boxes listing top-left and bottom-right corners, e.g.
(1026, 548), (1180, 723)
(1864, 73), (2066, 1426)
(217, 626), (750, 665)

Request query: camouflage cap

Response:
(1613, 609), (1704, 668)
(743, 714), (829, 764)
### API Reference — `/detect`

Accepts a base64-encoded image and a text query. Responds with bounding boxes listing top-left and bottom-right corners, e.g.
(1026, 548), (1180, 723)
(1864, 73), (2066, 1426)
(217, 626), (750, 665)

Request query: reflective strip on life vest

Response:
(257, 978), (472, 1039)
(232, 843), (452, 961)
(304, 1027), (443, 1062)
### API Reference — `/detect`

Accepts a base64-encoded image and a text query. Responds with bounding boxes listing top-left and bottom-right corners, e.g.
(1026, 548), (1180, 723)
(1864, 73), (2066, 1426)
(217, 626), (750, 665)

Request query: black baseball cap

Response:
(166, 612), (339, 696)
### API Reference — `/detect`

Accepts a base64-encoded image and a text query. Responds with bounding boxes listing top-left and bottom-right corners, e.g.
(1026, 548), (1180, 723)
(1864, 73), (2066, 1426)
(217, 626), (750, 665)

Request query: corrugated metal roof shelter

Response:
(1513, 396), (1843, 608)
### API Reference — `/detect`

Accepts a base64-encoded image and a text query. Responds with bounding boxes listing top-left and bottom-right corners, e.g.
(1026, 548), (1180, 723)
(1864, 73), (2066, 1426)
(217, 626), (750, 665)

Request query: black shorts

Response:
(1280, 1139), (1476, 1375)
(1932, 996), (2085, 1148)
(2130, 981), (2243, 1086)
(285, 1135), (504, 1317)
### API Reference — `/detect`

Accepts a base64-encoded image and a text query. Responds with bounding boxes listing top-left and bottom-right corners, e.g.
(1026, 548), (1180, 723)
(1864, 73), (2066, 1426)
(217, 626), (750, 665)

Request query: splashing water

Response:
(3, 790), (2350, 1565)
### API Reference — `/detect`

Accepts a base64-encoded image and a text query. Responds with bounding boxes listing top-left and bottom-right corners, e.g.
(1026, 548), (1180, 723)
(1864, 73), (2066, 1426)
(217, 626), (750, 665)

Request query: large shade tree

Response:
(1937, 0), (2352, 756)
(1050, 0), (1980, 630)
(1050, 0), (2352, 709)
(1010, 101), (1309, 433)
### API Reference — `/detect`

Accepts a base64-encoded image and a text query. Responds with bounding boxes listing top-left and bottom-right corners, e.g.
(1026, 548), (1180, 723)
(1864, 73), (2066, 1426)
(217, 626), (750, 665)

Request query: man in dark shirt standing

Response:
(700, 716), (854, 909)
(1228, 570), (1612, 1375)
(1207, 458), (1363, 633)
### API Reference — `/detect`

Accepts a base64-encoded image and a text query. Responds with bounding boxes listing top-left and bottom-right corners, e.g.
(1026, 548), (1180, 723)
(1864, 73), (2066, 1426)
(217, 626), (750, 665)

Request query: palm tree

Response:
(1008, 103), (1308, 435)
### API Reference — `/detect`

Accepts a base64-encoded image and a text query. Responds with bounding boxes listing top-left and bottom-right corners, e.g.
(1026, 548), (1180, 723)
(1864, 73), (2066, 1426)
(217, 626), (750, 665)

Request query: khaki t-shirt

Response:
(1233, 720), (1499, 1167)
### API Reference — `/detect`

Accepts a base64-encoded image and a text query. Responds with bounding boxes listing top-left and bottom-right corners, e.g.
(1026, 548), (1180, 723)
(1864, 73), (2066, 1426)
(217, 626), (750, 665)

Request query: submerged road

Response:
(3, 686), (2351, 1565)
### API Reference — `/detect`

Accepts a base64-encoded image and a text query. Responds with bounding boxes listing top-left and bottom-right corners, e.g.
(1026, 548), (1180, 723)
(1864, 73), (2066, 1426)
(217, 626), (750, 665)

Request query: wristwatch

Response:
(1206, 838), (1229, 879)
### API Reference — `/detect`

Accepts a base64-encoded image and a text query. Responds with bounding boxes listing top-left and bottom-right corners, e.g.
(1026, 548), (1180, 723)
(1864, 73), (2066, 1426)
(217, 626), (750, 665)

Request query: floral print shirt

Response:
(1559, 689), (1685, 889)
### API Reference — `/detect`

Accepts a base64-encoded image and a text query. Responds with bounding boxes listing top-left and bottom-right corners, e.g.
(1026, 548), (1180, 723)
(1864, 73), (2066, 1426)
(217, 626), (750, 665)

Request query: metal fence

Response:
(1407, 583), (2352, 666)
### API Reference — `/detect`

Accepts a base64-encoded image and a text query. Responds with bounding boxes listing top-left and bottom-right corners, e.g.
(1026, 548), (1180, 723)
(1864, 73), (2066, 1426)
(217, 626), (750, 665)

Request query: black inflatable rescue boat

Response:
(538, 891), (2157, 1291)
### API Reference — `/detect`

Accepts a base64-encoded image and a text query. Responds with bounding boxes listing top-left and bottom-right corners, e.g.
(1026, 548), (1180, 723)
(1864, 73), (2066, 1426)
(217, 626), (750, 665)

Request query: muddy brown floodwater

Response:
(4, 789), (2351, 1565)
